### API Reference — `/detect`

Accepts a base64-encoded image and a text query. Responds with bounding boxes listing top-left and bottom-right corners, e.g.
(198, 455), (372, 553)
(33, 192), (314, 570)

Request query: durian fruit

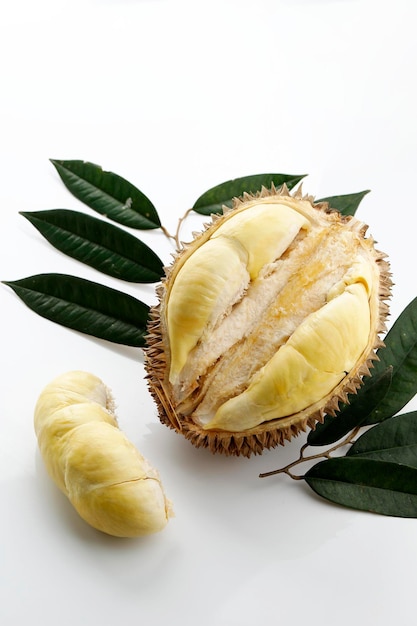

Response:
(145, 185), (391, 457)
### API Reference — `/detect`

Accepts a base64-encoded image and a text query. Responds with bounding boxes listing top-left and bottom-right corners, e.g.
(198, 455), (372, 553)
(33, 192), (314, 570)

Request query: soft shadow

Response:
(33, 449), (172, 553)
(63, 326), (145, 362)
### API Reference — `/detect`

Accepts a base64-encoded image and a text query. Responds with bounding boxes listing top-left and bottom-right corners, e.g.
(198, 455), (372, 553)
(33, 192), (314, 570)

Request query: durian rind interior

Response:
(146, 187), (390, 455)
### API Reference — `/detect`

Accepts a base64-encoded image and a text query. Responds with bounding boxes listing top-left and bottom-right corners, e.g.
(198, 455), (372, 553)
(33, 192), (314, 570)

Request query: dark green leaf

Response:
(21, 209), (164, 283)
(347, 411), (417, 467)
(307, 367), (393, 447)
(3, 274), (149, 347)
(192, 173), (307, 216)
(50, 159), (160, 229)
(316, 190), (370, 216)
(363, 297), (417, 424)
(304, 457), (417, 517)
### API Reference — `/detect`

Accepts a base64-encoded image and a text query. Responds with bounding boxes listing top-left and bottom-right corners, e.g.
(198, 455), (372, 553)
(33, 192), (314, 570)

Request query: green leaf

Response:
(21, 209), (164, 283)
(307, 367), (393, 447)
(363, 297), (417, 424)
(347, 411), (417, 467)
(304, 457), (417, 517)
(192, 173), (307, 215)
(50, 159), (160, 230)
(316, 190), (370, 216)
(3, 274), (149, 347)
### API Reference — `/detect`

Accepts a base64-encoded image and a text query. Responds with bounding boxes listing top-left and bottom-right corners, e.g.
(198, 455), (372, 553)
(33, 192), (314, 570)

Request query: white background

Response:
(1, 1), (417, 624)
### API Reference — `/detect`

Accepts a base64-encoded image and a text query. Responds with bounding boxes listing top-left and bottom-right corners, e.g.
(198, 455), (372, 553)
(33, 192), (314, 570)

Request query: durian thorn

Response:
(292, 183), (303, 199)
(230, 181), (300, 212)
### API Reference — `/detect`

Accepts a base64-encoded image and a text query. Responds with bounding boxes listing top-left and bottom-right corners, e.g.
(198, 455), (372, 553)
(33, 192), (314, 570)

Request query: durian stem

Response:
(259, 426), (361, 480)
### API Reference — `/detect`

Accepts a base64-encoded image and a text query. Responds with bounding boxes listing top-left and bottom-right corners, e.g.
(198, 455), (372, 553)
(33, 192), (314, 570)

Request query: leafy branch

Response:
(259, 427), (362, 480)
(3, 158), (417, 518)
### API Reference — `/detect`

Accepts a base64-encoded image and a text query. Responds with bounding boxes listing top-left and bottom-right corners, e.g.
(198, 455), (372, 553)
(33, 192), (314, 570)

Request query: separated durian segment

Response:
(34, 371), (173, 537)
(145, 185), (391, 457)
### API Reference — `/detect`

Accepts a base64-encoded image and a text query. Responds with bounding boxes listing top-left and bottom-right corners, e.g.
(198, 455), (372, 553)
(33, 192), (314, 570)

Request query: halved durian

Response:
(145, 185), (391, 457)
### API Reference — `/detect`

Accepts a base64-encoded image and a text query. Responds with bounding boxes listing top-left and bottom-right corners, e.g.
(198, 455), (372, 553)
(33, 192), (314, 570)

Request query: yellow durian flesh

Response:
(34, 372), (118, 493)
(204, 282), (370, 431)
(34, 371), (173, 537)
(211, 202), (311, 280)
(167, 236), (249, 383)
(145, 186), (390, 457)
(64, 422), (169, 537)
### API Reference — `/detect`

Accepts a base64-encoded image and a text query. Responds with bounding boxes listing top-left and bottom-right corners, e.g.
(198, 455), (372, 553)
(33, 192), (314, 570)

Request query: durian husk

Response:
(144, 185), (392, 457)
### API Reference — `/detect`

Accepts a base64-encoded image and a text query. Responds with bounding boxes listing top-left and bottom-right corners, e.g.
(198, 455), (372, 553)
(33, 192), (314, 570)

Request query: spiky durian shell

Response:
(144, 185), (391, 457)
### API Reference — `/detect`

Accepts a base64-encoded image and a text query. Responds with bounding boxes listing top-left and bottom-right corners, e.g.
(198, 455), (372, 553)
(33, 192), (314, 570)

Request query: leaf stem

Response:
(259, 426), (362, 480)
(159, 224), (177, 247)
(174, 208), (194, 250)
(159, 207), (195, 252)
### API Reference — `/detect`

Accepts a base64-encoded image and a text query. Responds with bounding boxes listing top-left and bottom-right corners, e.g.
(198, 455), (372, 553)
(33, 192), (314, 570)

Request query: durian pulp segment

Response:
(64, 422), (169, 537)
(34, 373), (117, 493)
(166, 202), (310, 382)
(211, 202), (311, 280)
(164, 197), (380, 433)
(34, 370), (111, 435)
(203, 282), (370, 431)
(166, 237), (250, 383)
(35, 403), (118, 493)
